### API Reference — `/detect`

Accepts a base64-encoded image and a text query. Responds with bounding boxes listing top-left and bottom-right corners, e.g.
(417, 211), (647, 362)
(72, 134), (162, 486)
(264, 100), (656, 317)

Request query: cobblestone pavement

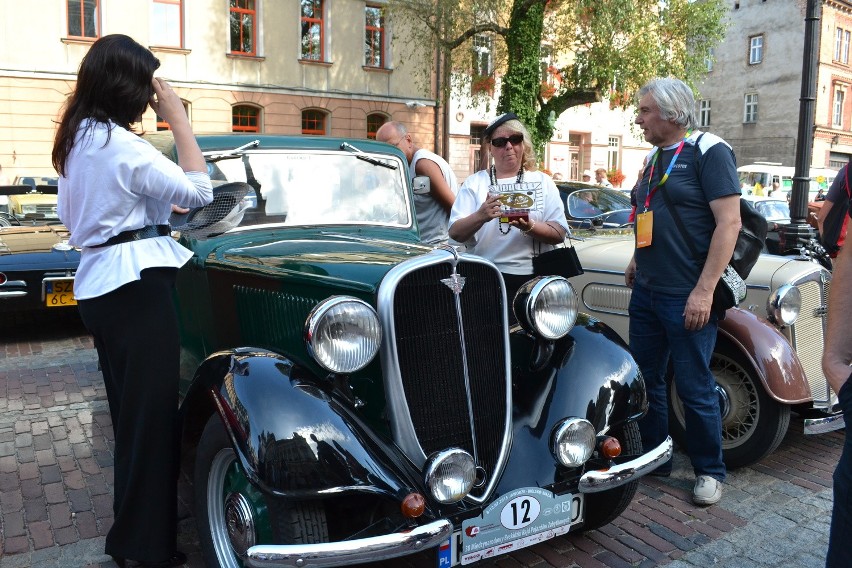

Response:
(0, 314), (840, 568)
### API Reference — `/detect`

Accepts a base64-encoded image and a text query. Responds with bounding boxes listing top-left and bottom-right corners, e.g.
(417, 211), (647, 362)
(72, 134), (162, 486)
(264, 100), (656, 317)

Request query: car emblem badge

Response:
(441, 273), (466, 294)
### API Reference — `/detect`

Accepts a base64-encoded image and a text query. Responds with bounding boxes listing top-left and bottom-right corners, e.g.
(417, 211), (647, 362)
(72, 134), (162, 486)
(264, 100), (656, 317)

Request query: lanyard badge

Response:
(636, 136), (689, 248)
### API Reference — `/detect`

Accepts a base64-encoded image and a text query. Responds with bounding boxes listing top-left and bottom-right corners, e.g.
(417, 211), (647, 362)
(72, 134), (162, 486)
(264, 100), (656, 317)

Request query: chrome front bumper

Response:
(244, 519), (452, 568)
(578, 436), (673, 494)
(804, 410), (845, 434)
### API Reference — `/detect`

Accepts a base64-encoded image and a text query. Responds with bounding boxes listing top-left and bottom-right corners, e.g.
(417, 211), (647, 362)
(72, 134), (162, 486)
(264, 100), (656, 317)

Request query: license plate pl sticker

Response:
(446, 488), (584, 566)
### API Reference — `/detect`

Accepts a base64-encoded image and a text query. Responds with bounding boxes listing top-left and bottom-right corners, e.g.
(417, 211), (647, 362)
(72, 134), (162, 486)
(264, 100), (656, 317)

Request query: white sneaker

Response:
(692, 475), (722, 506)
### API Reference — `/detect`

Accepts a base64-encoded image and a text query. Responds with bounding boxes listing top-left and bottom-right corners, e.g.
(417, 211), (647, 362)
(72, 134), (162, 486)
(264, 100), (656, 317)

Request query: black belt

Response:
(91, 225), (171, 248)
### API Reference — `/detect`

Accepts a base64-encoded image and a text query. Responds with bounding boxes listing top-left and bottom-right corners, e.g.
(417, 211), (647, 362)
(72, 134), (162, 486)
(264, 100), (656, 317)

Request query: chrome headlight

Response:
(424, 449), (476, 503)
(21, 204), (37, 215)
(305, 297), (381, 374)
(551, 418), (596, 467)
(513, 276), (579, 340)
(767, 284), (801, 326)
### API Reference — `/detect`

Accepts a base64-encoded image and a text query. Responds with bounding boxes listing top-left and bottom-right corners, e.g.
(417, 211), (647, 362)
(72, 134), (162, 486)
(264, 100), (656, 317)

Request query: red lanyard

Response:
(643, 138), (687, 211)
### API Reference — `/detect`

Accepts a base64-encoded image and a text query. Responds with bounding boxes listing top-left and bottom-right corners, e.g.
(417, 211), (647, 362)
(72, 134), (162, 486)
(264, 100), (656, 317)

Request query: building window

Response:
(705, 48), (714, 72)
(302, 109), (326, 135)
(229, 0), (256, 56)
(151, 0), (182, 47)
(748, 35), (763, 65)
(699, 99), (711, 127)
(744, 93), (758, 123)
(301, 0), (324, 61)
(607, 137), (620, 171)
(156, 101), (189, 131)
(364, 6), (385, 67)
(366, 114), (386, 139)
(67, 0), (99, 39)
(233, 105), (260, 132)
(837, 28), (851, 64)
(473, 34), (493, 77)
(470, 124), (486, 174)
(834, 88), (845, 127)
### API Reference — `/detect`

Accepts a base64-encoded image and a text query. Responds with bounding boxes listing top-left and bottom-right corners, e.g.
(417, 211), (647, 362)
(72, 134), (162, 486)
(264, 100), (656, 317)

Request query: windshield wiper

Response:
(340, 142), (397, 170)
(206, 140), (260, 163)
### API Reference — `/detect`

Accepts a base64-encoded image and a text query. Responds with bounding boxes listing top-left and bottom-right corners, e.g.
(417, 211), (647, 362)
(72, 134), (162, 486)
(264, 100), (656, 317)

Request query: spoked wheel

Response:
(195, 416), (329, 568)
(668, 346), (790, 469)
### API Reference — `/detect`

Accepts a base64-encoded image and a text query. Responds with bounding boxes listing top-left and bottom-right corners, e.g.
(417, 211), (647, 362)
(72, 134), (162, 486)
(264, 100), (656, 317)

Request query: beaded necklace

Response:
(490, 165), (525, 234)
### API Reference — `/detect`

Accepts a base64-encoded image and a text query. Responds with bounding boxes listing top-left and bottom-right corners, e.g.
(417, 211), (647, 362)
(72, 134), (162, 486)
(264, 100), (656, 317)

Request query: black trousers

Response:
(78, 267), (181, 563)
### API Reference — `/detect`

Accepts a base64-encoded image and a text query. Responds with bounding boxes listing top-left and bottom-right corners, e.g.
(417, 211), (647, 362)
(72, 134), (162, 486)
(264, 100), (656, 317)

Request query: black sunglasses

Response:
(490, 134), (524, 148)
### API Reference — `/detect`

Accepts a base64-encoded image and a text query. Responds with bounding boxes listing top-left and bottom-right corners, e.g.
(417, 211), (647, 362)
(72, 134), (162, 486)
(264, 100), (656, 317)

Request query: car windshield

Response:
(208, 150), (412, 231)
(566, 189), (631, 219)
(754, 200), (790, 222)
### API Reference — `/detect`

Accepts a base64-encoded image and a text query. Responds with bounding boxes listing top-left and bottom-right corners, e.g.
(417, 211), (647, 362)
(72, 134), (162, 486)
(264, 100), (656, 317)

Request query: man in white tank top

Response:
(376, 121), (458, 245)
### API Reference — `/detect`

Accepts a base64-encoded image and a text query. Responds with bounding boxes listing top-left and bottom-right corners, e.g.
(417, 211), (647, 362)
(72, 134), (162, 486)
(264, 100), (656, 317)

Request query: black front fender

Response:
(182, 348), (424, 502)
(497, 316), (647, 491)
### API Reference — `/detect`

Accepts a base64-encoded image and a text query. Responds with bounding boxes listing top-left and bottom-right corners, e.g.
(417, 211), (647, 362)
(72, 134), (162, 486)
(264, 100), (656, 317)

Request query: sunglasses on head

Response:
(490, 134), (524, 148)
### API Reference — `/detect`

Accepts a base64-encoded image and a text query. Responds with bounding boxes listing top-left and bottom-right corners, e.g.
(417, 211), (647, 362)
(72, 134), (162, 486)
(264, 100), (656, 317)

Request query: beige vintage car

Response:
(570, 230), (841, 469)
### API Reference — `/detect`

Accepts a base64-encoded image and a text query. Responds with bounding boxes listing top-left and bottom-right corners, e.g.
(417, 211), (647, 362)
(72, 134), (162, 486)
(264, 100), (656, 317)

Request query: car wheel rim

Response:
(713, 354), (759, 445)
(208, 448), (245, 568)
(671, 353), (759, 448)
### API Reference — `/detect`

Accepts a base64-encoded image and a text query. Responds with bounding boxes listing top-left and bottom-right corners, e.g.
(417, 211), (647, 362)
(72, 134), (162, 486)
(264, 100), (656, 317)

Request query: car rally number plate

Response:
(43, 278), (77, 307)
(439, 487), (584, 567)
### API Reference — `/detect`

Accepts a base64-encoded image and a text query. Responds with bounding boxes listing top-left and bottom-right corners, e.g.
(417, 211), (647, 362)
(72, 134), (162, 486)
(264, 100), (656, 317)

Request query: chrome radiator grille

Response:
(790, 276), (830, 405)
(380, 252), (511, 502)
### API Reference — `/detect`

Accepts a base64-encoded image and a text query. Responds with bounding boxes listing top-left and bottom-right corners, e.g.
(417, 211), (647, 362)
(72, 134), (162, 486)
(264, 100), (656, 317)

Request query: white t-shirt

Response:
(58, 120), (213, 299)
(410, 148), (459, 245)
(450, 169), (568, 274)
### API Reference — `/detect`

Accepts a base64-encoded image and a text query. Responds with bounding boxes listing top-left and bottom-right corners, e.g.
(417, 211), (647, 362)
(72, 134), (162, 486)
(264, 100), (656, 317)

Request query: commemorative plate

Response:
(438, 487), (584, 567)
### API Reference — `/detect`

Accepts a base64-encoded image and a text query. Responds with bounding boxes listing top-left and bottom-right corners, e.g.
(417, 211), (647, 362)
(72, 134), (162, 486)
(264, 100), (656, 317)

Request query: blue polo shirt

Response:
(633, 131), (740, 295)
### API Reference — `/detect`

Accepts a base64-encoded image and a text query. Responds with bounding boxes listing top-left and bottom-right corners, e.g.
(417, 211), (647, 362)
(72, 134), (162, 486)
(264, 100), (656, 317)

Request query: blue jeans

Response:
(827, 377), (852, 568)
(629, 282), (726, 481)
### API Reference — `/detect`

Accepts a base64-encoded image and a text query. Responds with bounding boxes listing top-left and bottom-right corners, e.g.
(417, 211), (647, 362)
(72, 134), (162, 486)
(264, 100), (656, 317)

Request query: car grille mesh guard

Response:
(234, 286), (318, 349)
(392, 261), (508, 498)
(792, 279), (829, 404)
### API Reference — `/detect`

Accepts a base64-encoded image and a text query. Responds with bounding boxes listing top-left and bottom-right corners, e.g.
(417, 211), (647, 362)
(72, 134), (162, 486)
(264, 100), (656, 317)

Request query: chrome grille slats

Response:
(377, 250), (512, 504)
(393, 262), (473, 455)
(788, 270), (831, 405)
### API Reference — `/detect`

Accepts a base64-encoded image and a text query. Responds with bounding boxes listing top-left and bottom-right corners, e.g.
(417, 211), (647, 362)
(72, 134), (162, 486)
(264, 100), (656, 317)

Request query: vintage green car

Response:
(152, 134), (671, 568)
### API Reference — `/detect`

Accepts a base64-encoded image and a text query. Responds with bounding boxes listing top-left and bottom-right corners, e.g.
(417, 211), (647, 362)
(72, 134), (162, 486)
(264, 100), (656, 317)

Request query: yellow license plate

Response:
(44, 279), (77, 307)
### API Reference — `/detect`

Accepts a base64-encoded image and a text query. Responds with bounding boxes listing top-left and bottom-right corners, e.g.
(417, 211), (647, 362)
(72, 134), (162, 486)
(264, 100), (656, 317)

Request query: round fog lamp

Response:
(767, 284), (801, 326)
(551, 418), (596, 467)
(424, 449), (476, 503)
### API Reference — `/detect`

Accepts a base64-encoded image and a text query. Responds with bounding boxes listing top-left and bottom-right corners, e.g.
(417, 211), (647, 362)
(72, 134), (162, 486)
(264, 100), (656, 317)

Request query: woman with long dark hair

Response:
(52, 34), (212, 567)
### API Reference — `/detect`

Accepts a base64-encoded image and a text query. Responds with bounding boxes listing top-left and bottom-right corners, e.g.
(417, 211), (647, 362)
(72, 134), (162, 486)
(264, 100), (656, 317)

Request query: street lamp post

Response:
(780, 0), (821, 251)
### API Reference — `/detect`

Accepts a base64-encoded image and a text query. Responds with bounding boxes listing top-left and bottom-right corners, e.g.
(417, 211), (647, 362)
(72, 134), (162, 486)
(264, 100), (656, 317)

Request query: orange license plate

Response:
(44, 279), (77, 307)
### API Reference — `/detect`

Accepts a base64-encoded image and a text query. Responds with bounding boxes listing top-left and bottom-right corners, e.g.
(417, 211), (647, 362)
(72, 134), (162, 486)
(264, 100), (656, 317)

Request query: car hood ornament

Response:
(441, 272), (466, 294)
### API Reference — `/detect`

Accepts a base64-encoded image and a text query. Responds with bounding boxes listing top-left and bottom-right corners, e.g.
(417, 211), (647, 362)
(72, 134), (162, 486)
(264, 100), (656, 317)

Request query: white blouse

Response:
(58, 120), (213, 299)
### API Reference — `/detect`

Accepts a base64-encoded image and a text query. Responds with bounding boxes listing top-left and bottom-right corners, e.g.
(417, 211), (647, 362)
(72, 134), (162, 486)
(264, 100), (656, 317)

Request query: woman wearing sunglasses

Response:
(449, 113), (569, 302)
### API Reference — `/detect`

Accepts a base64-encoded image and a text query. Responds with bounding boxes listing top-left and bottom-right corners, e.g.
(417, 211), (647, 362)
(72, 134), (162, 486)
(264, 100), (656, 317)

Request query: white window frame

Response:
(844, 30), (851, 64)
(744, 93), (758, 123)
(607, 137), (619, 172)
(473, 34), (493, 77)
(699, 99), (711, 128)
(834, 88), (845, 127)
(151, 0), (183, 48)
(749, 35), (763, 65)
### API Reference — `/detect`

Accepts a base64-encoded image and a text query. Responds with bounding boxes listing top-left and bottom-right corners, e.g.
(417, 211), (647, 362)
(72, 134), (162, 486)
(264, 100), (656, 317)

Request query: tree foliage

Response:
(388, 0), (728, 152)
